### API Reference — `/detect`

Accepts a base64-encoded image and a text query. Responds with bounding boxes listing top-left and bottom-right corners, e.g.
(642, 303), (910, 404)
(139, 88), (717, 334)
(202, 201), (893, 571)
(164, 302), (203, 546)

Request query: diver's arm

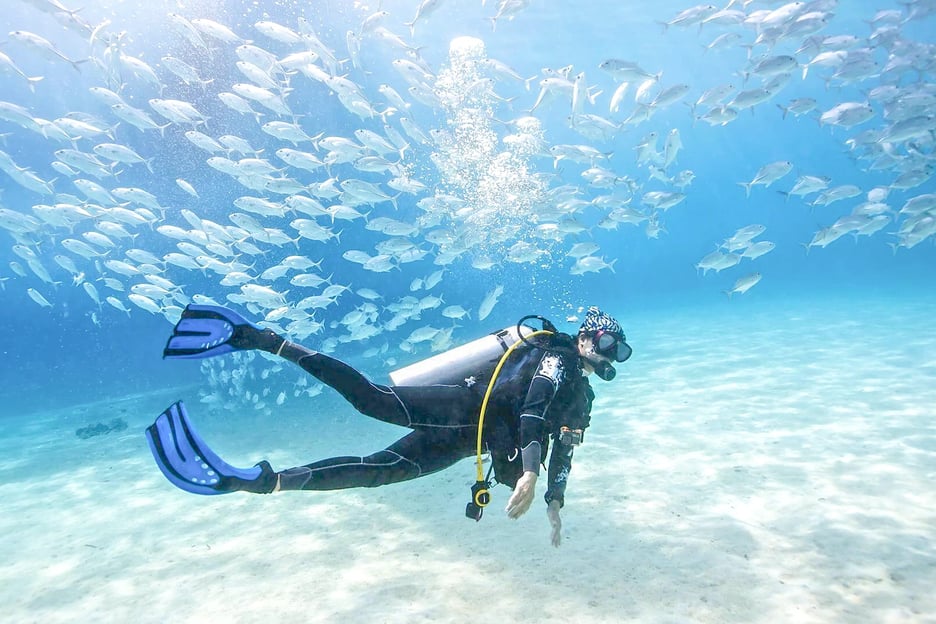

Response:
(506, 353), (563, 519)
(510, 436), (572, 539)
(544, 437), (574, 509)
(517, 354), (563, 475)
(534, 437), (574, 547)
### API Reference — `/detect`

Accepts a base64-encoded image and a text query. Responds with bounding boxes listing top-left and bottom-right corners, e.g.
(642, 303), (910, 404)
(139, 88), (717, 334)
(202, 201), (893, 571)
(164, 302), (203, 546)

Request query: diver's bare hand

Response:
(505, 471), (537, 519)
(547, 500), (562, 547)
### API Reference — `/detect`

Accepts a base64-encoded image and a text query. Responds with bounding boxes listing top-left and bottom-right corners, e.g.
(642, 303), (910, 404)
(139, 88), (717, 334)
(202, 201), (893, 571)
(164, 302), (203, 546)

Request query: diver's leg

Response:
(219, 325), (406, 425)
(275, 428), (476, 491)
(272, 341), (412, 427)
(243, 330), (479, 431)
(273, 342), (480, 431)
(220, 325), (477, 429)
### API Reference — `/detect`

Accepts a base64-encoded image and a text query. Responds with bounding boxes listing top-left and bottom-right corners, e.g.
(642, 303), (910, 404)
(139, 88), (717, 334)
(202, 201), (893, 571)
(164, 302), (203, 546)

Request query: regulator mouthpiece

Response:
(592, 359), (616, 382)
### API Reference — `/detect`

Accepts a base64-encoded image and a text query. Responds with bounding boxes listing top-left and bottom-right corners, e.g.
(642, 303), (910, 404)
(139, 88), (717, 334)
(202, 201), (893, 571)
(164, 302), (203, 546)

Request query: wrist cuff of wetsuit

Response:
(545, 492), (564, 508)
(521, 444), (541, 475)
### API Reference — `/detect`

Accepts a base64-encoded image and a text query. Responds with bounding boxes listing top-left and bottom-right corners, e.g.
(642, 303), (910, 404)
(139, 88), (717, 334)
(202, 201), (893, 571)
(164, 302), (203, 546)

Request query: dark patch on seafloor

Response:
(75, 418), (129, 440)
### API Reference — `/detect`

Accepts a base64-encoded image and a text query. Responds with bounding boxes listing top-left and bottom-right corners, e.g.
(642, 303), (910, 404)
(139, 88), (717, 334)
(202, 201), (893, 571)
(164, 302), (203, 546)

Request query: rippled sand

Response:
(1, 294), (934, 623)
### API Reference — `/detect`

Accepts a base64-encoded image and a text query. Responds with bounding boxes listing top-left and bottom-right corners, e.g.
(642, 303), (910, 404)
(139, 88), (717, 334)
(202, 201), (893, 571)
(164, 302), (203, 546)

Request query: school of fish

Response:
(0, 0), (934, 411)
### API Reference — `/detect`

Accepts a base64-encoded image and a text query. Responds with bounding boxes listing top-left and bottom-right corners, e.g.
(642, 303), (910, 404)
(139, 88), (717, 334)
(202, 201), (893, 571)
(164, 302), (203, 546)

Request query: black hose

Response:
(515, 314), (577, 356)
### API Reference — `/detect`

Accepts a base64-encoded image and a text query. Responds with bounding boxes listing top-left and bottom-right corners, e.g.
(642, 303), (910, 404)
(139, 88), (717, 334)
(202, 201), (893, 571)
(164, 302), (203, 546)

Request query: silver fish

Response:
(724, 273), (762, 299)
(478, 284), (504, 321)
(738, 161), (793, 197)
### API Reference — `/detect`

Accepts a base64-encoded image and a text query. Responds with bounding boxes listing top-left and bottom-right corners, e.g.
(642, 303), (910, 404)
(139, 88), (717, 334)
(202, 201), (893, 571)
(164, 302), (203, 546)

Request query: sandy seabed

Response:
(1, 295), (934, 624)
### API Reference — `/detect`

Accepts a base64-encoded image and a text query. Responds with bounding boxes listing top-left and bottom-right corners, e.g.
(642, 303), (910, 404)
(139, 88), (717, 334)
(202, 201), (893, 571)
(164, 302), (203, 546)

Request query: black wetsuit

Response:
(271, 335), (594, 507)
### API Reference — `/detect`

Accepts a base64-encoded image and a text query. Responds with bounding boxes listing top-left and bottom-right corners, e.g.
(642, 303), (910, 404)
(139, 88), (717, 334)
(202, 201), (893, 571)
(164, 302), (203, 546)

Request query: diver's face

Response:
(577, 334), (611, 376)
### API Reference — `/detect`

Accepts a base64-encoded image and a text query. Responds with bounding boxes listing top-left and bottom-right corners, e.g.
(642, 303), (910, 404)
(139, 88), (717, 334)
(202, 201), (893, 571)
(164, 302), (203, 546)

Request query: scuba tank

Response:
(388, 324), (538, 387)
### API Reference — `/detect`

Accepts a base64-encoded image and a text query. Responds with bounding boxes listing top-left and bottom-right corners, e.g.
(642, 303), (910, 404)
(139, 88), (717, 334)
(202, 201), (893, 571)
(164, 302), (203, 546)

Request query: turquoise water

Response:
(0, 0), (934, 621)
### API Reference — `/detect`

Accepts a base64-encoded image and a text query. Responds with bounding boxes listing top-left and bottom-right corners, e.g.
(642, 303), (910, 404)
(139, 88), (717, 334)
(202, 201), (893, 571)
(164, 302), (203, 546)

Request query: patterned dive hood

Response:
(578, 306), (623, 336)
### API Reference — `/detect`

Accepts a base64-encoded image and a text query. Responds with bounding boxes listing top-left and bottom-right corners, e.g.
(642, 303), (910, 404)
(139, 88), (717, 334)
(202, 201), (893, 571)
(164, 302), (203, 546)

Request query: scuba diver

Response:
(147, 304), (631, 546)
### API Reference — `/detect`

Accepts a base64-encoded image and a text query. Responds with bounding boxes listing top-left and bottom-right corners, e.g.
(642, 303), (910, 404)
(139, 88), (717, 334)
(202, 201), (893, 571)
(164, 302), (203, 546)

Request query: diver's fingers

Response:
(505, 471), (537, 518)
(505, 489), (532, 519)
(505, 492), (521, 518)
(549, 513), (562, 548)
(548, 506), (562, 547)
(505, 494), (520, 518)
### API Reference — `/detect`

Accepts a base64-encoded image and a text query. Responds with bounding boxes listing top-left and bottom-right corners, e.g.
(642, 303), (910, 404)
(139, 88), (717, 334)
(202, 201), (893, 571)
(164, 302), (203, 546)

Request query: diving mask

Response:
(593, 329), (632, 363)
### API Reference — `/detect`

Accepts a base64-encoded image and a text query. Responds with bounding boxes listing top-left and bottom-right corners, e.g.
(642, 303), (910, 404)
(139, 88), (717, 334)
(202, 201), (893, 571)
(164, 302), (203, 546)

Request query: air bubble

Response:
(429, 37), (550, 259)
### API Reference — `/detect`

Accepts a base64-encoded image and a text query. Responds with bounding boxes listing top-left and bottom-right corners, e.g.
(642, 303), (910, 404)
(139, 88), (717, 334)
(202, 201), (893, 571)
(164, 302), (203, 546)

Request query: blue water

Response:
(1, 2), (933, 408)
(0, 1), (935, 619)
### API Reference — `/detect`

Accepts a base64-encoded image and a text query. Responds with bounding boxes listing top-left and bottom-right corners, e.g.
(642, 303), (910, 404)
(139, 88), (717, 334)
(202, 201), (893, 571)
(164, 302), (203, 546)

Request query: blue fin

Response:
(163, 304), (258, 360)
(145, 400), (262, 495)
